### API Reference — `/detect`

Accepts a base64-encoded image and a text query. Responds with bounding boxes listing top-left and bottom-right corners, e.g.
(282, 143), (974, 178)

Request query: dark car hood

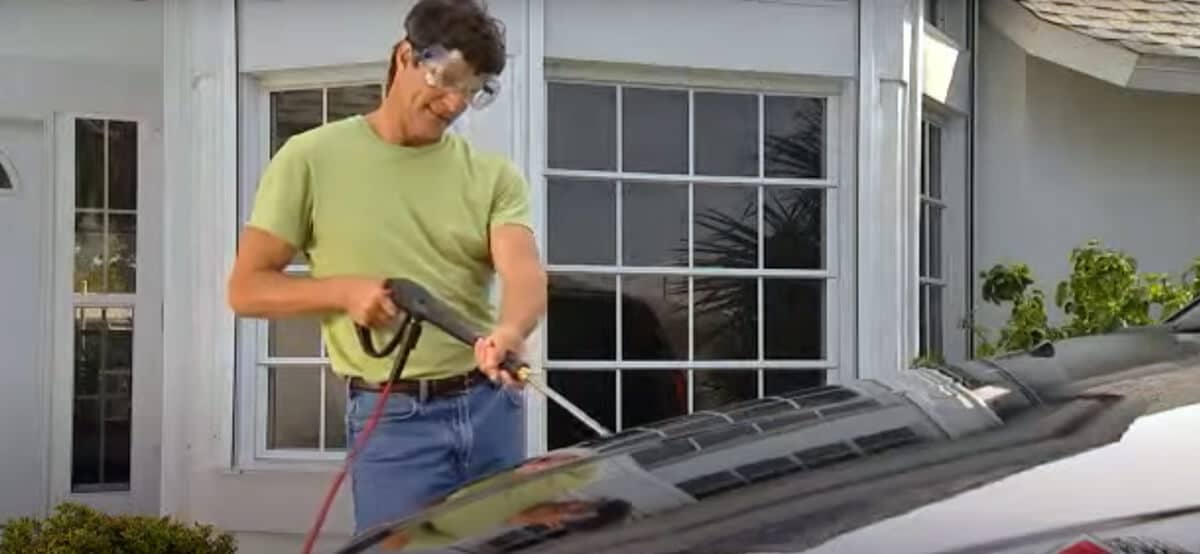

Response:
(336, 328), (1200, 554)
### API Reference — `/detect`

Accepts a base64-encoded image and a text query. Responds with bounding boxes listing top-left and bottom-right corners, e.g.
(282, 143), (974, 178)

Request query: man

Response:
(226, 0), (547, 534)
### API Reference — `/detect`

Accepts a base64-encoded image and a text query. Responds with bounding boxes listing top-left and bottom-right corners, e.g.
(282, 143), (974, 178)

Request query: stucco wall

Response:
(545, 0), (857, 78)
(974, 22), (1200, 335)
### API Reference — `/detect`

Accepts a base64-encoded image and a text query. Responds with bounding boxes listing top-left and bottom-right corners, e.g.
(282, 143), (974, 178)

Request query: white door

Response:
(49, 114), (162, 516)
(0, 116), (51, 521)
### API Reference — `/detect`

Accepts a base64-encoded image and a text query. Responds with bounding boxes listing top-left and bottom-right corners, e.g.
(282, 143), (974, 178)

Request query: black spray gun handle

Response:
(354, 278), (530, 377)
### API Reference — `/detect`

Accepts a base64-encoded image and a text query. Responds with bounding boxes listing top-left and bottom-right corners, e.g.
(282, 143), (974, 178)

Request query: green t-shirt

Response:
(247, 115), (532, 382)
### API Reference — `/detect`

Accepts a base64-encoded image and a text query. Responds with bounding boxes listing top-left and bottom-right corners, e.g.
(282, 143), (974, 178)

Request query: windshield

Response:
(335, 326), (1200, 554)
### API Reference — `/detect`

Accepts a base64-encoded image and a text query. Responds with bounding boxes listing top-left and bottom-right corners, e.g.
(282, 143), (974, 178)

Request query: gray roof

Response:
(1016, 0), (1200, 59)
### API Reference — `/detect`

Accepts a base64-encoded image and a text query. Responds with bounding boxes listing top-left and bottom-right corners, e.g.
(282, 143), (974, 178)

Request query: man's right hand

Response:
(338, 277), (400, 328)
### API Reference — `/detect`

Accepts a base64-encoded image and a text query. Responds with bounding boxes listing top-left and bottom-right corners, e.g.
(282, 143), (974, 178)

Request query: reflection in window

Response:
(72, 307), (133, 492)
(920, 119), (946, 360)
(72, 118), (139, 492)
(544, 79), (836, 449)
(74, 119), (137, 294)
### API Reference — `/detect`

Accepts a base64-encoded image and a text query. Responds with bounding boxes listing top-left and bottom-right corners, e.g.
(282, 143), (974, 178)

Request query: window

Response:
(542, 78), (840, 450)
(72, 118), (138, 491)
(0, 149), (15, 191)
(248, 82), (383, 459)
(919, 119), (945, 361)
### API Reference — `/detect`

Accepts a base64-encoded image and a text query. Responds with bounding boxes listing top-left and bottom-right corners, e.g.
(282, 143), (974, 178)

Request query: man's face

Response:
(389, 42), (476, 143)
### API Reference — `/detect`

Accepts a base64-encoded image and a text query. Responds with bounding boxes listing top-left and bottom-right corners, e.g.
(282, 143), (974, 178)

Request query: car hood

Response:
(335, 327), (1200, 554)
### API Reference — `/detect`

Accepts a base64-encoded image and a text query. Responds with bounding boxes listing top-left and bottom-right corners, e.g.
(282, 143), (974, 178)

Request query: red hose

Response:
(300, 378), (397, 554)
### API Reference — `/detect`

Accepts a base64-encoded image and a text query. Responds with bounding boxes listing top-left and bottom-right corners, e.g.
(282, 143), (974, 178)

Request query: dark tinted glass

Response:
(694, 92), (758, 177)
(547, 178), (616, 265)
(548, 82), (616, 171)
(622, 86), (688, 174)
(621, 274), (688, 361)
(764, 95), (825, 179)
(548, 273), (617, 360)
(622, 181), (688, 267)
(764, 187), (823, 269)
(693, 277), (758, 360)
(693, 184), (758, 268)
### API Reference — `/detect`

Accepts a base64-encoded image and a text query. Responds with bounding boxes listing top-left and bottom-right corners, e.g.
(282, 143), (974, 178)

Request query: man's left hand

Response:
(475, 326), (525, 388)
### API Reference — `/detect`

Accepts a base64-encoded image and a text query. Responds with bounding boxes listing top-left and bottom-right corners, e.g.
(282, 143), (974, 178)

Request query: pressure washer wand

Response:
(374, 278), (613, 438)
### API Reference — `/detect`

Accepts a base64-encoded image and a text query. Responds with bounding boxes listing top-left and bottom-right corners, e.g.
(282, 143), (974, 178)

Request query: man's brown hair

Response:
(386, 0), (507, 92)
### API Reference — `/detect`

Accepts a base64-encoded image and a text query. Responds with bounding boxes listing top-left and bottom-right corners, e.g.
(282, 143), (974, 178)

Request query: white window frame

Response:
(51, 112), (163, 515)
(236, 67), (390, 467)
(537, 61), (857, 448)
(917, 103), (969, 364)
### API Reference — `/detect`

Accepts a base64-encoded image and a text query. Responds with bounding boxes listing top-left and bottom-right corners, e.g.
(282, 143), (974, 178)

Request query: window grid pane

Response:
(545, 78), (835, 439)
(919, 119), (945, 359)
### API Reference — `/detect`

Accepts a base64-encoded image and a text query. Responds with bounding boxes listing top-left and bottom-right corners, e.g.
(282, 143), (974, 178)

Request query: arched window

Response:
(0, 149), (16, 192)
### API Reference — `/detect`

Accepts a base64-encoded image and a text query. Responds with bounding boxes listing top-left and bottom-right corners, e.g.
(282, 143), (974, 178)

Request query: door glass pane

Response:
(74, 213), (106, 293)
(75, 119), (105, 209)
(72, 307), (133, 492)
(107, 120), (137, 210)
(108, 214), (137, 293)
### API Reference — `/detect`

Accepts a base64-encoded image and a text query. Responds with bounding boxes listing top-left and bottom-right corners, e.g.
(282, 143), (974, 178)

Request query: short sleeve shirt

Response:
(247, 115), (532, 382)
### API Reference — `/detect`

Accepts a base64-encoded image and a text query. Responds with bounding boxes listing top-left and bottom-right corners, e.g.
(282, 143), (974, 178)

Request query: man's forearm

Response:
(228, 270), (348, 319)
(496, 265), (548, 338)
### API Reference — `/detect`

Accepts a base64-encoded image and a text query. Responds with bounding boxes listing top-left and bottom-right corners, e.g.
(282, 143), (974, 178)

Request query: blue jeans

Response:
(345, 378), (526, 534)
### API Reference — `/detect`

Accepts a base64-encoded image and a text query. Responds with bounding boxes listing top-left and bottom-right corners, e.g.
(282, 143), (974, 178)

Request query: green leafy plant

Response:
(971, 240), (1200, 358)
(1, 502), (236, 554)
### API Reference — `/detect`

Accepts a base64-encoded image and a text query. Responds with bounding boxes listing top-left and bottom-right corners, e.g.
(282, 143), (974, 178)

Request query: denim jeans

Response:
(344, 378), (526, 534)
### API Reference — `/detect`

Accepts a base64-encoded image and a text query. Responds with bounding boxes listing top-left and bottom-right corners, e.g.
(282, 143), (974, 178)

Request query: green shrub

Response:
(969, 239), (1200, 358)
(1, 502), (236, 554)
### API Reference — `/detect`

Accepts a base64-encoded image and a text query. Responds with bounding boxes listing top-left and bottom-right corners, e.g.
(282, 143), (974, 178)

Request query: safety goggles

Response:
(414, 44), (501, 110)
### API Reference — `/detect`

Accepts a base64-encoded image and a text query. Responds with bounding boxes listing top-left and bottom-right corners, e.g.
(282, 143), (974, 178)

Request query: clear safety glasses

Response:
(415, 44), (501, 110)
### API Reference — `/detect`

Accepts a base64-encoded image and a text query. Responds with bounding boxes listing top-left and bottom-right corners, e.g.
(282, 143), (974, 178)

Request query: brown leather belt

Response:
(346, 369), (488, 400)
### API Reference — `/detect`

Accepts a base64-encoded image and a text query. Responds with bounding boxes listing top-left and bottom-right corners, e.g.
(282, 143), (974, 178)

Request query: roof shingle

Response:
(1016, 0), (1200, 59)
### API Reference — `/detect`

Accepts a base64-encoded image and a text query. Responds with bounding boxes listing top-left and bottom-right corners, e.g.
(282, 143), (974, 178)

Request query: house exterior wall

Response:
(0, 0), (164, 518)
(975, 22), (1200, 335)
(158, 2), (945, 551)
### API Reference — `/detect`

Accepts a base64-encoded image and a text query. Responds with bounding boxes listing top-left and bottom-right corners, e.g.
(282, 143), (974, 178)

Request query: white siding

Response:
(238, 0), (528, 72)
(975, 22), (1200, 332)
(0, 0), (162, 68)
(545, 0), (857, 78)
